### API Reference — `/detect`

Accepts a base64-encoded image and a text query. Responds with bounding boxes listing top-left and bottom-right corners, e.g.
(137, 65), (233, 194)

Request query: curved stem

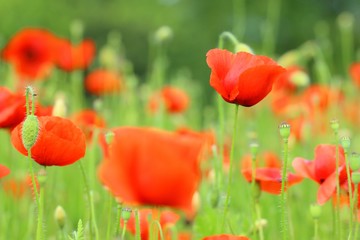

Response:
(218, 31), (239, 49)
(344, 150), (353, 238)
(334, 133), (341, 240)
(28, 150), (39, 206)
(221, 105), (239, 231)
(36, 187), (44, 240)
(354, 184), (359, 240)
(121, 221), (127, 240)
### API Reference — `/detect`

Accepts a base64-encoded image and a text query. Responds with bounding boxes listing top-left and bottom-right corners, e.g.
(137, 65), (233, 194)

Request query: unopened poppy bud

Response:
(279, 122), (291, 139)
(52, 93), (67, 117)
(340, 136), (351, 151)
(254, 218), (267, 230)
(105, 131), (115, 145)
(290, 71), (309, 87)
(54, 205), (66, 229)
(337, 12), (354, 30)
(352, 172), (360, 184)
(310, 204), (321, 219)
(278, 50), (300, 67)
(330, 119), (339, 132)
(121, 207), (132, 222)
(99, 46), (117, 69)
(154, 26), (173, 43)
(234, 43), (253, 54)
(21, 115), (40, 150)
(350, 152), (360, 171)
(70, 19), (84, 40)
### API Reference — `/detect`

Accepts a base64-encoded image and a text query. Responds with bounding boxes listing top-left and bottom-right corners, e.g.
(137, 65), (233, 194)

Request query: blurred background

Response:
(1, 0), (359, 87)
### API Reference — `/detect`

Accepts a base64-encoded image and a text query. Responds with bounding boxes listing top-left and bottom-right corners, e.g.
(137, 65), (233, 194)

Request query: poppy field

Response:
(1, 1), (360, 240)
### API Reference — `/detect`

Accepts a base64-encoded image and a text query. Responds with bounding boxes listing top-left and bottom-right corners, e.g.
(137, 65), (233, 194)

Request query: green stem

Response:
(114, 204), (122, 237)
(218, 31), (239, 50)
(149, 220), (165, 240)
(221, 105), (239, 231)
(334, 132), (341, 240)
(255, 201), (264, 240)
(354, 184), (359, 240)
(262, 0), (282, 55)
(28, 151), (39, 206)
(216, 95), (225, 189)
(135, 209), (141, 240)
(251, 154), (258, 240)
(106, 194), (113, 240)
(36, 186), (44, 240)
(78, 160), (94, 240)
(344, 150), (353, 238)
(314, 219), (319, 240)
(280, 137), (289, 240)
(121, 221), (127, 240)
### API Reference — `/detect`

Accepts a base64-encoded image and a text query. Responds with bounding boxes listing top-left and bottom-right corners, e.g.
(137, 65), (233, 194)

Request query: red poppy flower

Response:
(122, 209), (180, 240)
(202, 234), (250, 240)
(71, 109), (106, 141)
(301, 85), (343, 113)
(350, 63), (360, 87)
(1, 28), (56, 80)
(0, 87), (52, 129)
(55, 38), (95, 71)
(98, 127), (207, 214)
(206, 48), (285, 107)
(11, 116), (86, 166)
(85, 69), (122, 95)
(241, 152), (302, 194)
(148, 86), (189, 114)
(0, 164), (10, 179)
(292, 144), (348, 204)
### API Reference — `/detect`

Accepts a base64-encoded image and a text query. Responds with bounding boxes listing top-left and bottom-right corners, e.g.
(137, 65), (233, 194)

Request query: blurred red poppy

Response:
(1, 28), (56, 80)
(85, 69), (122, 95)
(122, 209), (180, 240)
(148, 86), (189, 114)
(98, 127), (207, 215)
(206, 49), (285, 107)
(292, 144), (348, 204)
(71, 109), (106, 141)
(241, 152), (302, 194)
(11, 116), (86, 166)
(2, 175), (39, 199)
(0, 87), (52, 129)
(350, 63), (360, 87)
(0, 164), (10, 179)
(202, 234), (250, 240)
(55, 38), (95, 71)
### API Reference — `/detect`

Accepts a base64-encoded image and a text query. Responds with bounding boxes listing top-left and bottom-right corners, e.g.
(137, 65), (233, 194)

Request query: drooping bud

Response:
(52, 93), (67, 117)
(21, 115), (40, 150)
(234, 43), (254, 54)
(154, 26), (173, 44)
(350, 152), (360, 171)
(54, 205), (66, 229)
(289, 70), (310, 87)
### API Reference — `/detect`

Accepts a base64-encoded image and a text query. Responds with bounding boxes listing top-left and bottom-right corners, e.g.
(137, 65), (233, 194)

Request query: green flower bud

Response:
(352, 172), (360, 184)
(70, 19), (84, 40)
(21, 115), (40, 150)
(337, 12), (354, 30)
(279, 122), (291, 139)
(154, 26), (173, 43)
(290, 71), (310, 87)
(54, 205), (66, 229)
(340, 136), (351, 150)
(234, 43), (253, 54)
(350, 152), (360, 171)
(121, 207), (132, 222)
(310, 204), (321, 219)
